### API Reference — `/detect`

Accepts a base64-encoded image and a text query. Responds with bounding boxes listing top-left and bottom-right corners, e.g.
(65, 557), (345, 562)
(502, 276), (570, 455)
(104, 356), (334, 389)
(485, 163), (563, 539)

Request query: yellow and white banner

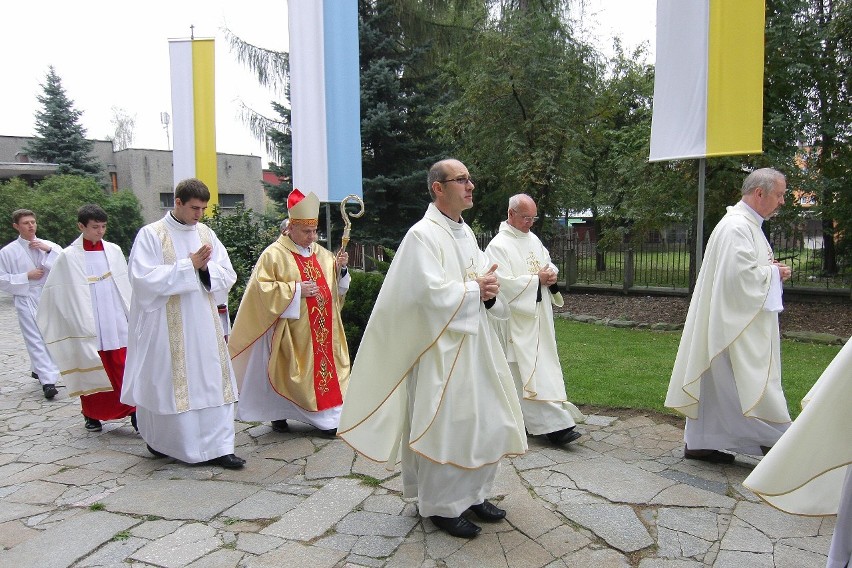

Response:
(649, 0), (765, 162)
(169, 38), (218, 205)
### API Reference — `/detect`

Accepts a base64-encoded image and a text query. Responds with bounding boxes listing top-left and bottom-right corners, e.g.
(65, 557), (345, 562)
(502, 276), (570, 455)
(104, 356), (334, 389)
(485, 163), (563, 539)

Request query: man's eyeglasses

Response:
(512, 209), (538, 223)
(439, 177), (474, 186)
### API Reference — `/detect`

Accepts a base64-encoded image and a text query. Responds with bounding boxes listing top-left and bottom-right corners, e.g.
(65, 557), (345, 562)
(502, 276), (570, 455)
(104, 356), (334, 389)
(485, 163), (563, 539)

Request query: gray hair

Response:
(741, 168), (785, 196)
(508, 193), (534, 211)
(280, 218), (290, 233)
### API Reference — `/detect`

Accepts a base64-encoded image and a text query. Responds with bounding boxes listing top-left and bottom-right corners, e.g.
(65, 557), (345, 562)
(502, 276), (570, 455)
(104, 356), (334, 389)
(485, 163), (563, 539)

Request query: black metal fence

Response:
(351, 225), (852, 295)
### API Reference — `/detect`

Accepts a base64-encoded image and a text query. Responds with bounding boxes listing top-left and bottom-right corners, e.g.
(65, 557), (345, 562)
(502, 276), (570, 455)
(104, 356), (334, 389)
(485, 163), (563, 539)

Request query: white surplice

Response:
(743, 337), (852, 568)
(486, 222), (584, 435)
(0, 236), (62, 385)
(666, 201), (791, 455)
(121, 214), (238, 463)
(339, 204), (527, 517)
(37, 236), (131, 396)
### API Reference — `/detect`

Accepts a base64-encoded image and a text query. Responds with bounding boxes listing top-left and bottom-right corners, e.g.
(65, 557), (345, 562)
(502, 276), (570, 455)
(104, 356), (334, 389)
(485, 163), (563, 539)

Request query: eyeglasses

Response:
(439, 177), (474, 186)
(511, 209), (538, 222)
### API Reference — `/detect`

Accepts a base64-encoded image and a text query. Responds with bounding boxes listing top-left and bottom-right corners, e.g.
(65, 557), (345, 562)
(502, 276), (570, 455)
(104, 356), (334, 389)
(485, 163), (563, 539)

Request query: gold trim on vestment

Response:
(289, 218), (318, 226)
(87, 271), (112, 283)
(60, 365), (105, 376)
(153, 220), (191, 412)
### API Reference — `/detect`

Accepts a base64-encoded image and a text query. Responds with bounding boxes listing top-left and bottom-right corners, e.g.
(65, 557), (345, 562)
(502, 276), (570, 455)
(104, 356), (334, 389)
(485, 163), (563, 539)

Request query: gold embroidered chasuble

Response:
(229, 234), (349, 412)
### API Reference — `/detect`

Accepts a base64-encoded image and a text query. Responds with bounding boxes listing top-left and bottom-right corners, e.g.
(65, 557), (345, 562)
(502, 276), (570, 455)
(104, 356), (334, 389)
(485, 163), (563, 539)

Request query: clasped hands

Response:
(538, 266), (557, 286)
(190, 244), (212, 270)
(477, 264), (499, 302)
(301, 280), (320, 298)
(773, 260), (792, 282)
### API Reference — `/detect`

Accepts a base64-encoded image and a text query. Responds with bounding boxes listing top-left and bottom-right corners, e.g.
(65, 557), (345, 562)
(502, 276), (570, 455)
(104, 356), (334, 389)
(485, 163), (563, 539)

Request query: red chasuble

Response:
(292, 252), (343, 410)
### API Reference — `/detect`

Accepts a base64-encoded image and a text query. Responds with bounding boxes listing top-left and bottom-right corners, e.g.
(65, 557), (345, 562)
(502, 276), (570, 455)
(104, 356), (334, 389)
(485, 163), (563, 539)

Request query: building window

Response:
(160, 193), (175, 208)
(219, 194), (244, 208)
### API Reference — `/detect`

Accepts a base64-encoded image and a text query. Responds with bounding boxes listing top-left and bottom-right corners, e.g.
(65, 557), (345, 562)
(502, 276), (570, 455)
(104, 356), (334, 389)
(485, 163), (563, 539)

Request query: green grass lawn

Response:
(556, 320), (841, 420)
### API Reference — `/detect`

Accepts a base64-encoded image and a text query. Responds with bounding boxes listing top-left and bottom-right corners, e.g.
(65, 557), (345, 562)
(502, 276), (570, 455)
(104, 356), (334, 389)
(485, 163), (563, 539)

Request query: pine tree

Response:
(25, 66), (102, 177)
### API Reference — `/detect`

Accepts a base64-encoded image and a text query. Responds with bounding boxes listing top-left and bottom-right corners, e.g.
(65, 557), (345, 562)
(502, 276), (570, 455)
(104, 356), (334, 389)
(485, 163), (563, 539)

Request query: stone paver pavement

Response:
(0, 294), (835, 567)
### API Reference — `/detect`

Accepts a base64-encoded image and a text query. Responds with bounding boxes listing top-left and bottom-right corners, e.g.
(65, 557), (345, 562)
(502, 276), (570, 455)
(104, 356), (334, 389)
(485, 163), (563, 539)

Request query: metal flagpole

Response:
(696, 157), (706, 274)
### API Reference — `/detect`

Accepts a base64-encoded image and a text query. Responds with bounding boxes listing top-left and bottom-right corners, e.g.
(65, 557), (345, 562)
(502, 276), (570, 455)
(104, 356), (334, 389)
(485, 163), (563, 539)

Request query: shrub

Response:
(342, 270), (385, 357)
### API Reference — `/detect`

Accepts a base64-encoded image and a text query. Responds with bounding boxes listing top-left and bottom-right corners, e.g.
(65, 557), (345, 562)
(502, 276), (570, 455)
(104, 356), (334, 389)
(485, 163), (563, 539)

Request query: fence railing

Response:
(351, 226), (852, 295)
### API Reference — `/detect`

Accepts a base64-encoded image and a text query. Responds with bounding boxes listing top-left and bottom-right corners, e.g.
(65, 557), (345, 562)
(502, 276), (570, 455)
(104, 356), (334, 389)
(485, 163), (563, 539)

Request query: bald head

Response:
(507, 193), (538, 233)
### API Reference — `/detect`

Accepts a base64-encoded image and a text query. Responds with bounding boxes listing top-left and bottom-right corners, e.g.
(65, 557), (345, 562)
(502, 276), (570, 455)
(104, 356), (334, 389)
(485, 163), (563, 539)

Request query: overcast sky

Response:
(1, 0), (655, 164)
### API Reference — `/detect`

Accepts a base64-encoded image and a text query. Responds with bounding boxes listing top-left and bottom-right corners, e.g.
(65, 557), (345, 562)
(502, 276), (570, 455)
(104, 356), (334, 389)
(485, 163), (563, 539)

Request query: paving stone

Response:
(537, 525), (591, 558)
(221, 489), (302, 520)
(0, 520), (39, 549)
(102, 479), (259, 521)
(352, 534), (406, 557)
(75, 536), (147, 567)
(720, 519), (773, 553)
(733, 501), (823, 539)
(185, 548), (245, 568)
(0, 510), (137, 568)
(584, 415), (619, 427)
(657, 507), (719, 541)
(505, 536), (555, 568)
(637, 559), (704, 567)
(501, 487), (563, 539)
(650, 483), (736, 508)
(657, 468), (730, 496)
(385, 540), (427, 567)
(362, 494), (407, 515)
(130, 519), (185, 539)
(562, 546), (630, 567)
(305, 439), (355, 479)
(443, 533), (508, 567)
(243, 541), (347, 568)
(257, 437), (316, 461)
(131, 522), (221, 567)
(0, 501), (51, 524)
(352, 453), (398, 481)
(557, 503), (653, 552)
(262, 477), (372, 541)
(552, 456), (675, 504)
(337, 510), (419, 537)
(712, 550), (774, 567)
(235, 532), (284, 554)
(315, 533), (359, 552)
(774, 541), (833, 567)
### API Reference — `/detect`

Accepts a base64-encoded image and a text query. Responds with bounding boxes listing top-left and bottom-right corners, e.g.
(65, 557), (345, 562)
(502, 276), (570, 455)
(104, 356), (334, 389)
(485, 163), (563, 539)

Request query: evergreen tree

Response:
(25, 66), (102, 178)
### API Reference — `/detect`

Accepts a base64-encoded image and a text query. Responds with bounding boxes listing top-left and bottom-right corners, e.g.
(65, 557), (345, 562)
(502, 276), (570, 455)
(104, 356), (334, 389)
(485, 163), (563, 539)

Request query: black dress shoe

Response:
(42, 384), (58, 399)
(205, 454), (245, 469)
(271, 419), (289, 432)
(468, 500), (506, 522)
(31, 372), (39, 381)
(147, 444), (168, 458)
(130, 412), (138, 432)
(320, 428), (337, 437)
(546, 427), (582, 446)
(430, 515), (481, 538)
(84, 417), (102, 432)
(683, 446), (735, 464)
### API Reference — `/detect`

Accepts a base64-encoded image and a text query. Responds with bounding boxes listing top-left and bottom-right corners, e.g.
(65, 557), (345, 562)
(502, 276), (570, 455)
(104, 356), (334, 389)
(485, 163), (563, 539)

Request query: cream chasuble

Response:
(121, 214), (237, 415)
(229, 234), (350, 425)
(37, 236), (131, 396)
(666, 201), (789, 424)
(486, 222), (584, 435)
(338, 204), (527, 471)
(744, 337), (852, 515)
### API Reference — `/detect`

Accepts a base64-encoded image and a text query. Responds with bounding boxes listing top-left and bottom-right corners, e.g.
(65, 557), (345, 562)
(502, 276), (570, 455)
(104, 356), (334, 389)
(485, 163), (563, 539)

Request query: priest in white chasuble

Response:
(486, 194), (584, 446)
(666, 168), (793, 464)
(744, 338), (852, 568)
(229, 189), (351, 436)
(0, 208), (62, 399)
(121, 178), (244, 469)
(339, 159), (527, 539)
(37, 204), (136, 432)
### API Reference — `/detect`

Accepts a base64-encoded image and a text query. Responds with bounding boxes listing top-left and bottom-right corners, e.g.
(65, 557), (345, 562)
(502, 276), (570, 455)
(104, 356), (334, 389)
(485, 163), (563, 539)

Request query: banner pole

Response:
(696, 157), (706, 273)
